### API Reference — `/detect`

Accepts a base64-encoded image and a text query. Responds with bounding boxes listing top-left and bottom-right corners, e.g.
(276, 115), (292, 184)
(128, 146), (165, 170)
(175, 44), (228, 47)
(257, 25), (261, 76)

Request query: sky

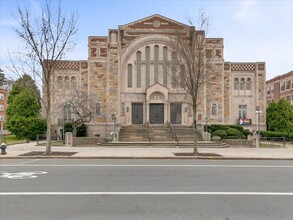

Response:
(0, 0), (292, 81)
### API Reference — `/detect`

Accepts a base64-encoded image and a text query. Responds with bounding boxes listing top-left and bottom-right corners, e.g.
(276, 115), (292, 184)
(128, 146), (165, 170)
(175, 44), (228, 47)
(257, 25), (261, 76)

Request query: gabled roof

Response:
(120, 14), (189, 29)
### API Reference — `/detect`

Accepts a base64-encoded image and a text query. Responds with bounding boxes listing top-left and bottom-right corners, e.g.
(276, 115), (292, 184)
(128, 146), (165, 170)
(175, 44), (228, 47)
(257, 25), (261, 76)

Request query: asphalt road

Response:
(1, 159), (293, 220)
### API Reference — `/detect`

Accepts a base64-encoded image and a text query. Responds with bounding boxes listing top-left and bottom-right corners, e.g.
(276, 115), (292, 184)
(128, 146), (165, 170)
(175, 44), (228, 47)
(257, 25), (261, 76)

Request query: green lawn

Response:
(2, 135), (27, 145)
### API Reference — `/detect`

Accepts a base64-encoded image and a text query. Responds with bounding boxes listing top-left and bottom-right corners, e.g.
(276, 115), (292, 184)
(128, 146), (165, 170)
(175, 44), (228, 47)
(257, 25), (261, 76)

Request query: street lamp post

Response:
(255, 106), (263, 148)
(63, 103), (68, 144)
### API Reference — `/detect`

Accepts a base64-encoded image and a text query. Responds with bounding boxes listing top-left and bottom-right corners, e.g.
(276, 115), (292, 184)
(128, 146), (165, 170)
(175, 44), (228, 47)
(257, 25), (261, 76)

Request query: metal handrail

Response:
(168, 122), (178, 145)
(146, 122), (151, 146)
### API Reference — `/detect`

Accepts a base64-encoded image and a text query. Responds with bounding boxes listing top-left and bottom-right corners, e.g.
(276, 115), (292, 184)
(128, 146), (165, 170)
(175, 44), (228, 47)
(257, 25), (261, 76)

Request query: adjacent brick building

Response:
(0, 88), (8, 129)
(266, 71), (293, 105)
(46, 14), (266, 137)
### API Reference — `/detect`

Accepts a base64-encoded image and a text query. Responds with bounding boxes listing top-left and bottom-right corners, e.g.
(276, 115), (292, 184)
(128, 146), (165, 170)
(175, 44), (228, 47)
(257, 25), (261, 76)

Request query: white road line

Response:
(2, 164), (293, 168)
(1, 192), (293, 196)
(0, 159), (40, 166)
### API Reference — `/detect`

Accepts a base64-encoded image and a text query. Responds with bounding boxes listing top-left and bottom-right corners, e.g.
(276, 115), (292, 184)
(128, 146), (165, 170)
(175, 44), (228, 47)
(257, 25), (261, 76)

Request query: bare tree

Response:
(13, 0), (77, 154)
(63, 89), (94, 137)
(169, 10), (212, 154)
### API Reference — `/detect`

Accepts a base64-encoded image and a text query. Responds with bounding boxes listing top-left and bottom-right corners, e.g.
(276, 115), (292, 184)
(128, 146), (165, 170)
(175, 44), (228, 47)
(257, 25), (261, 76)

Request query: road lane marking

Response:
(0, 159), (40, 166)
(1, 192), (293, 196)
(2, 164), (293, 168)
(0, 171), (48, 179)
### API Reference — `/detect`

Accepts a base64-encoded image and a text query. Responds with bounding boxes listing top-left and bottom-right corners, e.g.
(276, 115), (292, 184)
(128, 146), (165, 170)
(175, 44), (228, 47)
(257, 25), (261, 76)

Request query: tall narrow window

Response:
(246, 78), (251, 90)
(286, 80), (290, 90)
(71, 76), (77, 89)
(234, 78), (239, 90)
(163, 46), (167, 86)
(211, 104), (217, 116)
(145, 46), (150, 87)
(65, 76), (70, 89)
(136, 51), (141, 88)
(57, 76), (63, 89)
(64, 104), (71, 122)
(240, 78), (245, 90)
(180, 65), (185, 88)
(281, 82), (285, 91)
(171, 52), (177, 88)
(154, 45), (159, 83)
(127, 64), (133, 88)
(96, 103), (101, 116)
(239, 105), (247, 119)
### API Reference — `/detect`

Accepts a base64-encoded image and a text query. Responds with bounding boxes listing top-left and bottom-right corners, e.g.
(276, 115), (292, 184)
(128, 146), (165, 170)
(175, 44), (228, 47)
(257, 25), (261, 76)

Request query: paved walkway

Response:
(1, 142), (293, 159)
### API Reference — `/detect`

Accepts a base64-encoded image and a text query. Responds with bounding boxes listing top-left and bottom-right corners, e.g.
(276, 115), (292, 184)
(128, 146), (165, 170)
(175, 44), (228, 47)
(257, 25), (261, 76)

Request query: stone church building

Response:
(48, 14), (266, 138)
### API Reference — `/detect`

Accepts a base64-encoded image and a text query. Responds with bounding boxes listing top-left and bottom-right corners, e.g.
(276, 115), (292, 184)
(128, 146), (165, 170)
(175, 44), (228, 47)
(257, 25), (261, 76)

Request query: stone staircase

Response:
(102, 124), (228, 148)
(118, 125), (149, 142)
(172, 125), (202, 142)
(149, 126), (175, 142)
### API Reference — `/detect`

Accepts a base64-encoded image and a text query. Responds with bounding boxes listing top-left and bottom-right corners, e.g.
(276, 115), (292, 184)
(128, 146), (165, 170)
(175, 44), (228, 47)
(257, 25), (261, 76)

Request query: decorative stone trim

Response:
(81, 62), (88, 69)
(224, 63), (230, 70)
(54, 61), (79, 70)
(258, 64), (265, 71)
(231, 64), (256, 71)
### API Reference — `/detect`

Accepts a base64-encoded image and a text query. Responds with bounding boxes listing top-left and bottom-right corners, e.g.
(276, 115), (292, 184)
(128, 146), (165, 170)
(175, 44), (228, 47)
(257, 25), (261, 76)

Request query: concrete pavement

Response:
(1, 141), (293, 159)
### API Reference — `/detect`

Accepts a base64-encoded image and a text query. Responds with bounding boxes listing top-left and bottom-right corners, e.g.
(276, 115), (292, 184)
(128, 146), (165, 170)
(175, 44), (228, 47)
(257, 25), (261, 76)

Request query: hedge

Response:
(260, 131), (289, 139)
(212, 130), (228, 139)
(208, 124), (251, 139)
(226, 128), (246, 139)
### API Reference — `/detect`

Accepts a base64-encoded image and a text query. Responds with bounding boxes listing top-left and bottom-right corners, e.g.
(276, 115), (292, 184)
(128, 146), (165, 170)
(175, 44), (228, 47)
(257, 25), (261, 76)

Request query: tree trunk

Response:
(193, 107), (198, 154)
(45, 80), (51, 154)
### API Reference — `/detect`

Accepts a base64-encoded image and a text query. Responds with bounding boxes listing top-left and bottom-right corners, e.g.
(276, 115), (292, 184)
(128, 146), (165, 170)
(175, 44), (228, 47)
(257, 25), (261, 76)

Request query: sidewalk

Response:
(1, 142), (293, 160)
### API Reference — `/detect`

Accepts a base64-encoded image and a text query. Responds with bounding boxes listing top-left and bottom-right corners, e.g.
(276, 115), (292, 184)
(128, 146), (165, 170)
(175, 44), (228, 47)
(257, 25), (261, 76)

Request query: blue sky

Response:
(0, 0), (292, 80)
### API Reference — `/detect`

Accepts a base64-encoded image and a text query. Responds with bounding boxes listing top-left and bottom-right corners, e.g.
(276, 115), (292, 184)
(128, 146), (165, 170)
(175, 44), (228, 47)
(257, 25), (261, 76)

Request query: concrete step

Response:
(101, 141), (229, 148)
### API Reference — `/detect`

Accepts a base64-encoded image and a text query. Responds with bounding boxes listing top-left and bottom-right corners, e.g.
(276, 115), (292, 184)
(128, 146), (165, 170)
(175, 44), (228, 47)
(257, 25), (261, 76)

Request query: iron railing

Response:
(146, 122), (151, 146)
(168, 122), (178, 145)
(260, 137), (286, 147)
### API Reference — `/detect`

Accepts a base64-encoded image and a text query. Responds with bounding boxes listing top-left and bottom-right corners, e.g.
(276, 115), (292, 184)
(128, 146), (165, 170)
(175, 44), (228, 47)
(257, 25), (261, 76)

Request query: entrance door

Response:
(170, 103), (181, 124)
(150, 104), (164, 124)
(132, 103), (143, 124)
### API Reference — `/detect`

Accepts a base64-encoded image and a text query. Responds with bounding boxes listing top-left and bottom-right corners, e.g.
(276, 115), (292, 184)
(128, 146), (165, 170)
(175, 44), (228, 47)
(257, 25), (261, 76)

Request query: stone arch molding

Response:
(146, 83), (169, 103)
(121, 34), (172, 70)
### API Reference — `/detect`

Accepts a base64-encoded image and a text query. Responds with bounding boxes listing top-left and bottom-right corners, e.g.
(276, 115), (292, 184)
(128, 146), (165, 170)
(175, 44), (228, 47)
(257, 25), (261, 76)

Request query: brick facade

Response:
(266, 71), (293, 105)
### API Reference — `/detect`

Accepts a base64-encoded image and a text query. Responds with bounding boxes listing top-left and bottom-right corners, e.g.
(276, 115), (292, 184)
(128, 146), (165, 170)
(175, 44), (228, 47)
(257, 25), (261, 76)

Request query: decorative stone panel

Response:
(224, 63), (230, 70)
(81, 62), (88, 69)
(231, 64), (256, 71)
(258, 64), (265, 71)
(54, 61), (79, 70)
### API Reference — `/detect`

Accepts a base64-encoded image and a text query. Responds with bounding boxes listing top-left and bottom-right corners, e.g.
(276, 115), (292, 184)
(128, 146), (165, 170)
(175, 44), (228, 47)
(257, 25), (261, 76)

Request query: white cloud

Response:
(234, 0), (262, 24)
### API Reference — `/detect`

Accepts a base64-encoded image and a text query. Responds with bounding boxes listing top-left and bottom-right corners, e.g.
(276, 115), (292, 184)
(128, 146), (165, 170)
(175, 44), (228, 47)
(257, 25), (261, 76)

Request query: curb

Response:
(1, 156), (293, 160)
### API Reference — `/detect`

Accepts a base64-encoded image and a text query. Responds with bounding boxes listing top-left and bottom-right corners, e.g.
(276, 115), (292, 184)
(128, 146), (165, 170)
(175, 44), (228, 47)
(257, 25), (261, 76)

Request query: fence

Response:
(36, 133), (62, 145)
(260, 137), (286, 147)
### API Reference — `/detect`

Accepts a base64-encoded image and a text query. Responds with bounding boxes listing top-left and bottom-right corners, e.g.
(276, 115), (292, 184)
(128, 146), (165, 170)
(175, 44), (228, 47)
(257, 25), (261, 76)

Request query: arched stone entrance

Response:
(146, 83), (169, 125)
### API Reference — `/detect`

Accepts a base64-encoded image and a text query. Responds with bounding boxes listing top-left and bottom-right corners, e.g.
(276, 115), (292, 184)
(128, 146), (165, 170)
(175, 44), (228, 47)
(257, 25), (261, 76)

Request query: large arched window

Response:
(240, 78), (245, 90)
(65, 76), (70, 89)
(234, 78), (239, 90)
(246, 78), (251, 90)
(136, 51), (141, 88)
(71, 76), (77, 89)
(145, 46), (150, 87)
(57, 76), (63, 89)
(127, 64), (133, 88)
(154, 45), (159, 83)
(163, 46), (167, 86)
